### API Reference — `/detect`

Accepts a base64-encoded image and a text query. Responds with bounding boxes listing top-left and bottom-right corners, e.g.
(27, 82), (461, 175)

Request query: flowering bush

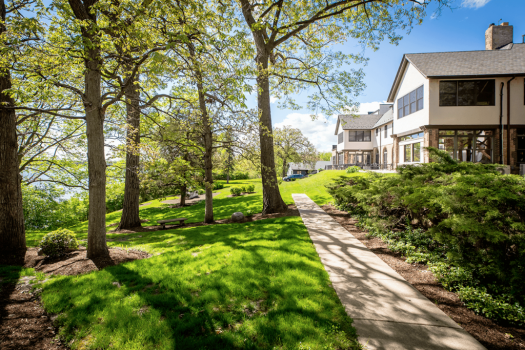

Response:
(39, 229), (79, 258)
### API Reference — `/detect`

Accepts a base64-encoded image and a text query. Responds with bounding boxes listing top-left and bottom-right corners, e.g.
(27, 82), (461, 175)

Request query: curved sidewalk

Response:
(292, 194), (486, 350)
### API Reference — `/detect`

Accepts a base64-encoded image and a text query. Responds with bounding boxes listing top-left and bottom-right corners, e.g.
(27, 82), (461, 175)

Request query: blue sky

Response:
(268, 0), (525, 151)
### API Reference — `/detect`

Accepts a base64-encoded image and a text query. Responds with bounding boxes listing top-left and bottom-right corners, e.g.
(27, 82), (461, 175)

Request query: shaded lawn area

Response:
(25, 170), (354, 246)
(40, 217), (359, 350)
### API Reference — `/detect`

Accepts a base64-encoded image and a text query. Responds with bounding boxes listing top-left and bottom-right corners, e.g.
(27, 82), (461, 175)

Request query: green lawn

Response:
(11, 170), (366, 350)
(26, 170), (351, 247)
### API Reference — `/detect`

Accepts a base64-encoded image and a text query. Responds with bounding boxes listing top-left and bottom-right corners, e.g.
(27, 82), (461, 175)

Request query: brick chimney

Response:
(485, 22), (513, 50)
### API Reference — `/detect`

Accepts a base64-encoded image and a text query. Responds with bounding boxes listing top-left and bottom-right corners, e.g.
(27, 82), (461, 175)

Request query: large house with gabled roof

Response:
(331, 22), (525, 173)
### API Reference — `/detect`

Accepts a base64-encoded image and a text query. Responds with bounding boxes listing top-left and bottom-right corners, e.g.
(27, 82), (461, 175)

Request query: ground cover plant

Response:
(36, 217), (359, 350)
(327, 148), (525, 325)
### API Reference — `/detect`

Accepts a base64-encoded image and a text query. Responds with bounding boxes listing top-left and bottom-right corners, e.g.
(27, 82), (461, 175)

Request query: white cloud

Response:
(461, 0), (491, 9)
(274, 113), (336, 151)
(270, 96), (279, 103)
(356, 101), (386, 114)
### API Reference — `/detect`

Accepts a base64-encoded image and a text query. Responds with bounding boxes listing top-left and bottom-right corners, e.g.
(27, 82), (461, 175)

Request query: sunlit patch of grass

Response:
(41, 217), (360, 350)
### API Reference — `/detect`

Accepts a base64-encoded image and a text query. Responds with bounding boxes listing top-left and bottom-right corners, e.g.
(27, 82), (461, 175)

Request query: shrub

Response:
(213, 182), (224, 190)
(230, 187), (242, 196)
(345, 166), (360, 173)
(327, 147), (525, 324)
(246, 184), (255, 192)
(39, 229), (79, 258)
(240, 185), (247, 193)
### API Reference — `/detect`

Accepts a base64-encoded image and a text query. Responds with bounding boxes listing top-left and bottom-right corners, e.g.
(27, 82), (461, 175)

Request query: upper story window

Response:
(338, 132), (343, 144)
(439, 80), (495, 106)
(375, 128), (379, 136)
(348, 130), (371, 142)
(384, 125), (388, 138)
(399, 132), (424, 141)
(398, 85), (424, 118)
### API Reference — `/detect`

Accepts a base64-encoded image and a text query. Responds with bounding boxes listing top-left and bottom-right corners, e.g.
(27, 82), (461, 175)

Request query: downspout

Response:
(499, 82), (504, 164)
(507, 77), (515, 167)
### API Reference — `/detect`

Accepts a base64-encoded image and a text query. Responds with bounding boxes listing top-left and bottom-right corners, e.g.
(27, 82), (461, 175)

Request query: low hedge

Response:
(39, 229), (79, 258)
(327, 147), (525, 325)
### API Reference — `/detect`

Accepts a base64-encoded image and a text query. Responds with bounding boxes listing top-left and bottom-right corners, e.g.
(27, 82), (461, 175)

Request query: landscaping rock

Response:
(231, 212), (245, 223)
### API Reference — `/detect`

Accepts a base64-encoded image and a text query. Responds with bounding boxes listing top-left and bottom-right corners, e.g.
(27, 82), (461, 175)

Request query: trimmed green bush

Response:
(230, 187), (242, 196)
(345, 166), (360, 173)
(39, 229), (79, 258)
(240, 185), (247, 193)
(328, 147), (525, 325)
(246, 184), (255, 192)
(213, 182), (224, 190)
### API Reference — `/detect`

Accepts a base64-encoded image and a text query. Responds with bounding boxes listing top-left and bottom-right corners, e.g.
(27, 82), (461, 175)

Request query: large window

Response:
(438, 130), (494, 163)
(348, 130), (371, 142)
(338, 153), (343, 164)
(439, 80), (495, 106)
(398, 85), (424, 118)
(383, 148), (388, 165)
(338, 132), (343, 144)
(384, 125), (388, 138)
(518, 128), (525, 166)
(403, 143), (422, 163)
(346, 151), (372, 165)
(399, 132), (424, 141)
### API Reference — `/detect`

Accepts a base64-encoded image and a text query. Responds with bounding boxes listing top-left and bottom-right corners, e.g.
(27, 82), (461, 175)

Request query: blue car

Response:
(283, 174), (305, 181)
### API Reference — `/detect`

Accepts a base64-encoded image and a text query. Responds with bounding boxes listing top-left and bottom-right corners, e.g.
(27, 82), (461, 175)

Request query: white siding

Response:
(393, 63), (429, 135)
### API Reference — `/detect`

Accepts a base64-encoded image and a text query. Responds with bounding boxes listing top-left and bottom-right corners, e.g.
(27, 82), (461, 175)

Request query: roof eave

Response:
(427, 73), (525, 79)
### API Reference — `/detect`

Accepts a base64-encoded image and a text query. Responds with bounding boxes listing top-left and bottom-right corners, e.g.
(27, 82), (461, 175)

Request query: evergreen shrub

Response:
(213, 182), (224, 190)
(247, 185), (255, 192)
(327, 147), (525, 325)
(345, 166), (360, 173)
(39, 229), (79, 258)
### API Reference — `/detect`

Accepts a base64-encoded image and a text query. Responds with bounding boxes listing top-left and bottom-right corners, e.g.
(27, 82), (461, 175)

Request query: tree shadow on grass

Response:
(41, 217), (357, 349)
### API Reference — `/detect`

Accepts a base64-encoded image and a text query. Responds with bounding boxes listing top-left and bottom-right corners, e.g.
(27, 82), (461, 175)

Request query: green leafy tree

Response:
(274, 125), (317, 178)
(236, 0), (450, 214)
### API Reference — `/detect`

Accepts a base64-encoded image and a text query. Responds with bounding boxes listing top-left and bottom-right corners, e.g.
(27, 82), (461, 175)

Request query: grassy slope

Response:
(18, 170), (365, 349)
(26, 170), (350, 247)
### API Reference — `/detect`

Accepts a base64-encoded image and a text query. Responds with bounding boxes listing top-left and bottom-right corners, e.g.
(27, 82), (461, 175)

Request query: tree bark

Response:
(188, 43), (214, 223)
(0, 0), (26, 257)
(255, 50), (287, 214)
(282, 158), (288, 178)
(117, 72), (142, 230)
(180, 184), (186, 207)
(68, 0), (109, 259)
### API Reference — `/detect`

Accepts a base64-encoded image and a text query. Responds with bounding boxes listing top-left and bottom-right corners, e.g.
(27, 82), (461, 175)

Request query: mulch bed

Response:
(112, 204), (300, 234)
(0, 247), (151, 349)
(321, 204), (525, 350)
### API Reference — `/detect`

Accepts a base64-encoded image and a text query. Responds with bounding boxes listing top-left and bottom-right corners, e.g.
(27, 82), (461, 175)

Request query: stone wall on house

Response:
(423, 128), (439, 163)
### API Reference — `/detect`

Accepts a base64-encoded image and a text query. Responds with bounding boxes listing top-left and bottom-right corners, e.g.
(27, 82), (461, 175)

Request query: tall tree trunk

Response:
(0, 0), (26, 257)
(84, 45), (109, 259)
(255, 50), (287, 214)
(282, 158), (287, 178)
(180, 184), (186, 207)
(188, 43), (214, 223)
(117, 72), (142, 230)
(68, 0), (109, 259)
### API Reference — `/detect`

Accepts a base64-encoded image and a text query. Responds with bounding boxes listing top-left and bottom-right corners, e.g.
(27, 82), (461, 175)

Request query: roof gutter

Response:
(507, 76), (515, 166)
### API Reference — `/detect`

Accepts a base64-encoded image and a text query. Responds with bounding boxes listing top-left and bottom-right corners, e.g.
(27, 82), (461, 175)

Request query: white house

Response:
(331, 22), (525, 173)
(287, 161), (331, 176)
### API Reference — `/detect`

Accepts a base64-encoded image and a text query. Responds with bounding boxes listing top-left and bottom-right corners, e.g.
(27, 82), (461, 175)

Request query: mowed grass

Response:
(25, 170), (352, 246)
(41, 217), (359, 350)
(16, 170), (368, 349)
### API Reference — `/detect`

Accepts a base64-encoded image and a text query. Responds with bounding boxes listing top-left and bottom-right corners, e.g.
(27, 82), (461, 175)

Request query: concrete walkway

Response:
(292, 194), (486, 350)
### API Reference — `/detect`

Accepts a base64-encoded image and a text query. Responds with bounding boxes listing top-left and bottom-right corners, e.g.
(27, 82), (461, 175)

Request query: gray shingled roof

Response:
(337, 114), (382, 131)
(406, 43), (525, 78)
(388, 44), (525, 102)
(373, 109), (393, 128)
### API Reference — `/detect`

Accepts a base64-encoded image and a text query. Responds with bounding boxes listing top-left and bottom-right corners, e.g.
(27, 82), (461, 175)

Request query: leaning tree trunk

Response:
(0, 1), (26, 257)
(255, 50), (287, 214)
(117, 72), (142, 230)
